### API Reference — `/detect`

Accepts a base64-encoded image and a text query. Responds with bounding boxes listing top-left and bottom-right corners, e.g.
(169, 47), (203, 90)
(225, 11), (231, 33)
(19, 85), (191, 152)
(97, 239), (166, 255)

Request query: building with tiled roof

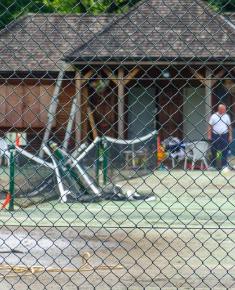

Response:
(0, 0), (234, 151)
(66, 0), (235, 63)
(0, 14), (113, 71)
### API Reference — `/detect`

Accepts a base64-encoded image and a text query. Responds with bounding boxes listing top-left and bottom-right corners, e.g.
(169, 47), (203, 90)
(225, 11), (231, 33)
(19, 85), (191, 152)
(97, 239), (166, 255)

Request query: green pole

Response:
(97, 139), (106, 186)
(96, 141), (101, 185)
(156, 134), (159, 168)
(102, 138), (108, 185)
(8, 145), (15, 211)
(49, 142), (88, 193)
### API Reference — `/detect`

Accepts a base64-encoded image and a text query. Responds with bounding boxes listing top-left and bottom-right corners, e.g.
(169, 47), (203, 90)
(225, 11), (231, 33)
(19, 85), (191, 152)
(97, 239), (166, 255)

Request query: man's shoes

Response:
(221, 166), (231, 173)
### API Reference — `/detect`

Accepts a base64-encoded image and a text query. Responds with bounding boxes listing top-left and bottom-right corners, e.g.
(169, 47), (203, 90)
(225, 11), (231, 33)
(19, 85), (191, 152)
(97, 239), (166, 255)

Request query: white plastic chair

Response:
(0, 138), (10, 166)
(162, 137), (184, 168)
(168, 148), (185, 168)
(184, 141), (209, 170)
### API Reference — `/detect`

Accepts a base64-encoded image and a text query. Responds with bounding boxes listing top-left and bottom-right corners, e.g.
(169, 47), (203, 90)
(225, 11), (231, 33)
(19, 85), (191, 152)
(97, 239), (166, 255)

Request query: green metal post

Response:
(96, 141), (101, 185)
(49, 142), (88, 192)
(8, 145), (15, 211)
(97, 139), (106, 186)
(103, 138), (108, 185)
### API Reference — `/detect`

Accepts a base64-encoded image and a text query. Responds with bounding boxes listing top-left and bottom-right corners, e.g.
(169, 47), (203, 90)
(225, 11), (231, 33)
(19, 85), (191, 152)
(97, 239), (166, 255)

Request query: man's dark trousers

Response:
(211, 133), (229, 169)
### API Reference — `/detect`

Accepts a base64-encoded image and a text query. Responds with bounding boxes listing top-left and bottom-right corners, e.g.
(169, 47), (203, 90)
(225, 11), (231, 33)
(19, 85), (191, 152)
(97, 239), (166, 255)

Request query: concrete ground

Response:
(1, 168), (235, 289)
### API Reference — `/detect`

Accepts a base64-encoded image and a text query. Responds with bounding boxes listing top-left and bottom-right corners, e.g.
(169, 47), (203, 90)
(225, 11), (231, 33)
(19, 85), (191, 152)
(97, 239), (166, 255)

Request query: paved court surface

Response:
(1, 169), (235, 289)
(1, 169), (235, 228)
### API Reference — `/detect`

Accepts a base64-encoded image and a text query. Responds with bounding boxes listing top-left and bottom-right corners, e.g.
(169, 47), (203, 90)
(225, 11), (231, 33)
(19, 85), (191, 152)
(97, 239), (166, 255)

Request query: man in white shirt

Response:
(208, 104), (232, 169)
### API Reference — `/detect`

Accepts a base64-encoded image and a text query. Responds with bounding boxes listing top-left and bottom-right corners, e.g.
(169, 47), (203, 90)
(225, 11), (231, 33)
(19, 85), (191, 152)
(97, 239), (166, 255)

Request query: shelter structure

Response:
(65, 0), (235, 144)
(0, 14), (114, 151)
(0, 0), (234, 152)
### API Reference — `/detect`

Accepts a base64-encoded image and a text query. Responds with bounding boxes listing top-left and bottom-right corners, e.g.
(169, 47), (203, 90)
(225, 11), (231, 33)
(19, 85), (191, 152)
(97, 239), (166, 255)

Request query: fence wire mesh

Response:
(0, 0), (235, 289)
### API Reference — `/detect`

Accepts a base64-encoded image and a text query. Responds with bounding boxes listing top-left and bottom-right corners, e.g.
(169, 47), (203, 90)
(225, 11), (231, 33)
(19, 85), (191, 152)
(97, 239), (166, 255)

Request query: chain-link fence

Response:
(0, 0), (235, 289)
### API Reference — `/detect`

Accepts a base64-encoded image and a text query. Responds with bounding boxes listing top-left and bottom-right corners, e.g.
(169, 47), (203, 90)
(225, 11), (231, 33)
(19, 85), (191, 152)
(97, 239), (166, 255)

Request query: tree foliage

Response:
(0, 0), (52, 28)
(43, 0), (235, 14)
(208, 0), (235, 12)
(0, 0), (234, 29)
(43, 0), (134, 14)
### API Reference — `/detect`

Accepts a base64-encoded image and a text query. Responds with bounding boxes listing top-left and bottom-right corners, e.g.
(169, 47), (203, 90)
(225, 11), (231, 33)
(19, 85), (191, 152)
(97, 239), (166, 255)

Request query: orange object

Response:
(157, 145), (166, 161)
(15, 133), (20, 147)
(1, 193), (11, 209)
(157, 136), (166, 162)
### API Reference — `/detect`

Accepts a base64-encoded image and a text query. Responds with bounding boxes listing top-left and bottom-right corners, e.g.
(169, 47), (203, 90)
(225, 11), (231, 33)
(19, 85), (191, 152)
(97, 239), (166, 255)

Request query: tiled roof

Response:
(0, 14), (113, 71)
(66, 0), (235, 62)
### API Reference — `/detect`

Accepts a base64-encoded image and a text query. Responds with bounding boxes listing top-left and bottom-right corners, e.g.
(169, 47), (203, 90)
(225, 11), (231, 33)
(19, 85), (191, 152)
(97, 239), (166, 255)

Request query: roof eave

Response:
(64, 55), (235, 65)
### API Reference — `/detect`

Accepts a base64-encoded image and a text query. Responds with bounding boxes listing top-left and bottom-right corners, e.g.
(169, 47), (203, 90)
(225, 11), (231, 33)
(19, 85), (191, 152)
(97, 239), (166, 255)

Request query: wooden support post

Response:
(224, 78), (235, 93)
(124, 68), (140, 85)
(103, 68), (118, 85)
(211, 69), (225, 87)
(118, 68), (125, 139)
(63, 70), (93, 150)
(39, 67), (65, 157)
(190, 68), (225, 87)
(205, 67), (213, 120)
(104, 67), (139, 139)
(88, 106), (98, 140)
(190, 68), (206, 86)
(104, 67), (139, 86)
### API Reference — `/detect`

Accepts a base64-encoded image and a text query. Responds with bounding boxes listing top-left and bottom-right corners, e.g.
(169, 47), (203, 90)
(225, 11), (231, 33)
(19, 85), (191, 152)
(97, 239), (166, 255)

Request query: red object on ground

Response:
(1, 193), (11, 209)
(157, 136), (161, 149)
(186, 163), (208, 170)
(15, 133), (20, 147)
